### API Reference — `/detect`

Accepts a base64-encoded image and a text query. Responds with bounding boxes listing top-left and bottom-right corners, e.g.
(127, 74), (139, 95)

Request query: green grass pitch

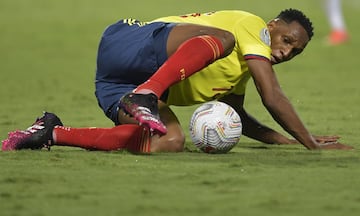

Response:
(0, 0), (360, 215)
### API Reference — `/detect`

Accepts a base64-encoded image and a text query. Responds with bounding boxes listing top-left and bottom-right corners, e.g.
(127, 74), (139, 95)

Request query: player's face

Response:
(267, 19), (309, 64)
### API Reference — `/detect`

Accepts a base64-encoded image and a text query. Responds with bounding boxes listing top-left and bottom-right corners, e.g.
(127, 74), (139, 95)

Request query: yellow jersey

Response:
(152, 10), (272, 106)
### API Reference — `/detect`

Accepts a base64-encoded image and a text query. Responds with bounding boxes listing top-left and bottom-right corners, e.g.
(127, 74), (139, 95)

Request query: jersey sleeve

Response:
(234, 15), (272, 61)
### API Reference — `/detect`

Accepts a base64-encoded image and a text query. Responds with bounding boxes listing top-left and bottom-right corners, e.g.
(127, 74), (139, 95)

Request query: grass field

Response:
(1, 0), (360, 215)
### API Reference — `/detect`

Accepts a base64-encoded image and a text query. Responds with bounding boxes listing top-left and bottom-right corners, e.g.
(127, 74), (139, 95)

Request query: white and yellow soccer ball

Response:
(189, 101), (242, 153)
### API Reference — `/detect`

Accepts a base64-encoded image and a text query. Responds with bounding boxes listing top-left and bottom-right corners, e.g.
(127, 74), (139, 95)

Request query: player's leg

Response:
(95, 74), (184, 151)
(52, 101), (185, 153)
(152, 102), (185, 152)
(118, 100), (185, 152)
(165, 23), (235, 57)
(52, 124), (151, 153)
(121, 23), (235, 133)
(2, 20), (160, 152)
(134, 23), (235, 96)
(1, 104), (184, 152)
(324, 0), (349, 45)
(1, 112), (153, 153)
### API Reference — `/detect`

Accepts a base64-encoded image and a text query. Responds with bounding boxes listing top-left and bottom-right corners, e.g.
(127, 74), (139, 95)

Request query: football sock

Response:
(52, 125), (151, 153)
(134, 35), (224, 97)
(325, 0), (346, 31)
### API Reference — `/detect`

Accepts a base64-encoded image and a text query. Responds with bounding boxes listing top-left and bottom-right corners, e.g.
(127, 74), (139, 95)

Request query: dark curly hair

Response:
(276, 8), (314, 40)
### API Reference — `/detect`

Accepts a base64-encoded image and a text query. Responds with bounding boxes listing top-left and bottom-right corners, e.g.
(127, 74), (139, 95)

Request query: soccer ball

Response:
(189, 101), (242, 154)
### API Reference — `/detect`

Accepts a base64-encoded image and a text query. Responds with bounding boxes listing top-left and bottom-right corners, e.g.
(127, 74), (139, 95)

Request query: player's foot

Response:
(327, 30), (349, 45)
(119, 92), (167, 134)
(1, 112), (63, 151)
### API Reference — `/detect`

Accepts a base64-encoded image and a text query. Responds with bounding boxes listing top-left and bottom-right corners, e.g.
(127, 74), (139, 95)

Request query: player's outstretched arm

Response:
(246, 59), (352, 150)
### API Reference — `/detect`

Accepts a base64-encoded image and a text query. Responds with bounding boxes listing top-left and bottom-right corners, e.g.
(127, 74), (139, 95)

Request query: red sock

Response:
(135, 35), (224, 97)
(53, 125), (151, 153)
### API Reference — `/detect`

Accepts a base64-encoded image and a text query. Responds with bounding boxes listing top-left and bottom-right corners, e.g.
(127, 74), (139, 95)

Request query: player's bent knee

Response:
(162, 135), (185, 152)
(169, 137), (185, 152)
(219, 30), (235, 56)
(151, 133), (185, 152)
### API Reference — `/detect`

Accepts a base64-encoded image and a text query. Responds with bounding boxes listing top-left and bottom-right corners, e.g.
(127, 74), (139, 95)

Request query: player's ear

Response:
(267, 19), (278, 31)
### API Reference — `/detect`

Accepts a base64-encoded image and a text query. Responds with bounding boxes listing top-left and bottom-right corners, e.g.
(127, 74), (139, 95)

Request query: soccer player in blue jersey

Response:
(2, 9), (352, 152)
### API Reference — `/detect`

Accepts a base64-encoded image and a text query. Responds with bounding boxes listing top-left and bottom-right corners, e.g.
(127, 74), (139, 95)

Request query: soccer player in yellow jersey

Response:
(153, 11), (273, 105)
(2, 9), (352, 152)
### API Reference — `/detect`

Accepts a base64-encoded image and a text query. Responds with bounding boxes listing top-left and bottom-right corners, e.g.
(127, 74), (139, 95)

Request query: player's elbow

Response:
(261, 93), (282, 111)
(257, 85), (283, 108)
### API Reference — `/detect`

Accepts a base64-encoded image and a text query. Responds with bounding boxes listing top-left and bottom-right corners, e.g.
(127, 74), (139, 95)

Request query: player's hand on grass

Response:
(313, 135), (340, 144)
(312, 135), (353, 150)
(280, 135), (353, 150)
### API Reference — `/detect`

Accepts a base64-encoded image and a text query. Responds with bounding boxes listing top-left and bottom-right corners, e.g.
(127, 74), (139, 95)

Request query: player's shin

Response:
(52, 125), (151, 153)
(135, 35), (225, 97)
(125, 125), (152, 153)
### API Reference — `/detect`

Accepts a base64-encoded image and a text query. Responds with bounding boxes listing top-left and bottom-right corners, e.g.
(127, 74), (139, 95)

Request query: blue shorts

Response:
(95, 19), (175, 124)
